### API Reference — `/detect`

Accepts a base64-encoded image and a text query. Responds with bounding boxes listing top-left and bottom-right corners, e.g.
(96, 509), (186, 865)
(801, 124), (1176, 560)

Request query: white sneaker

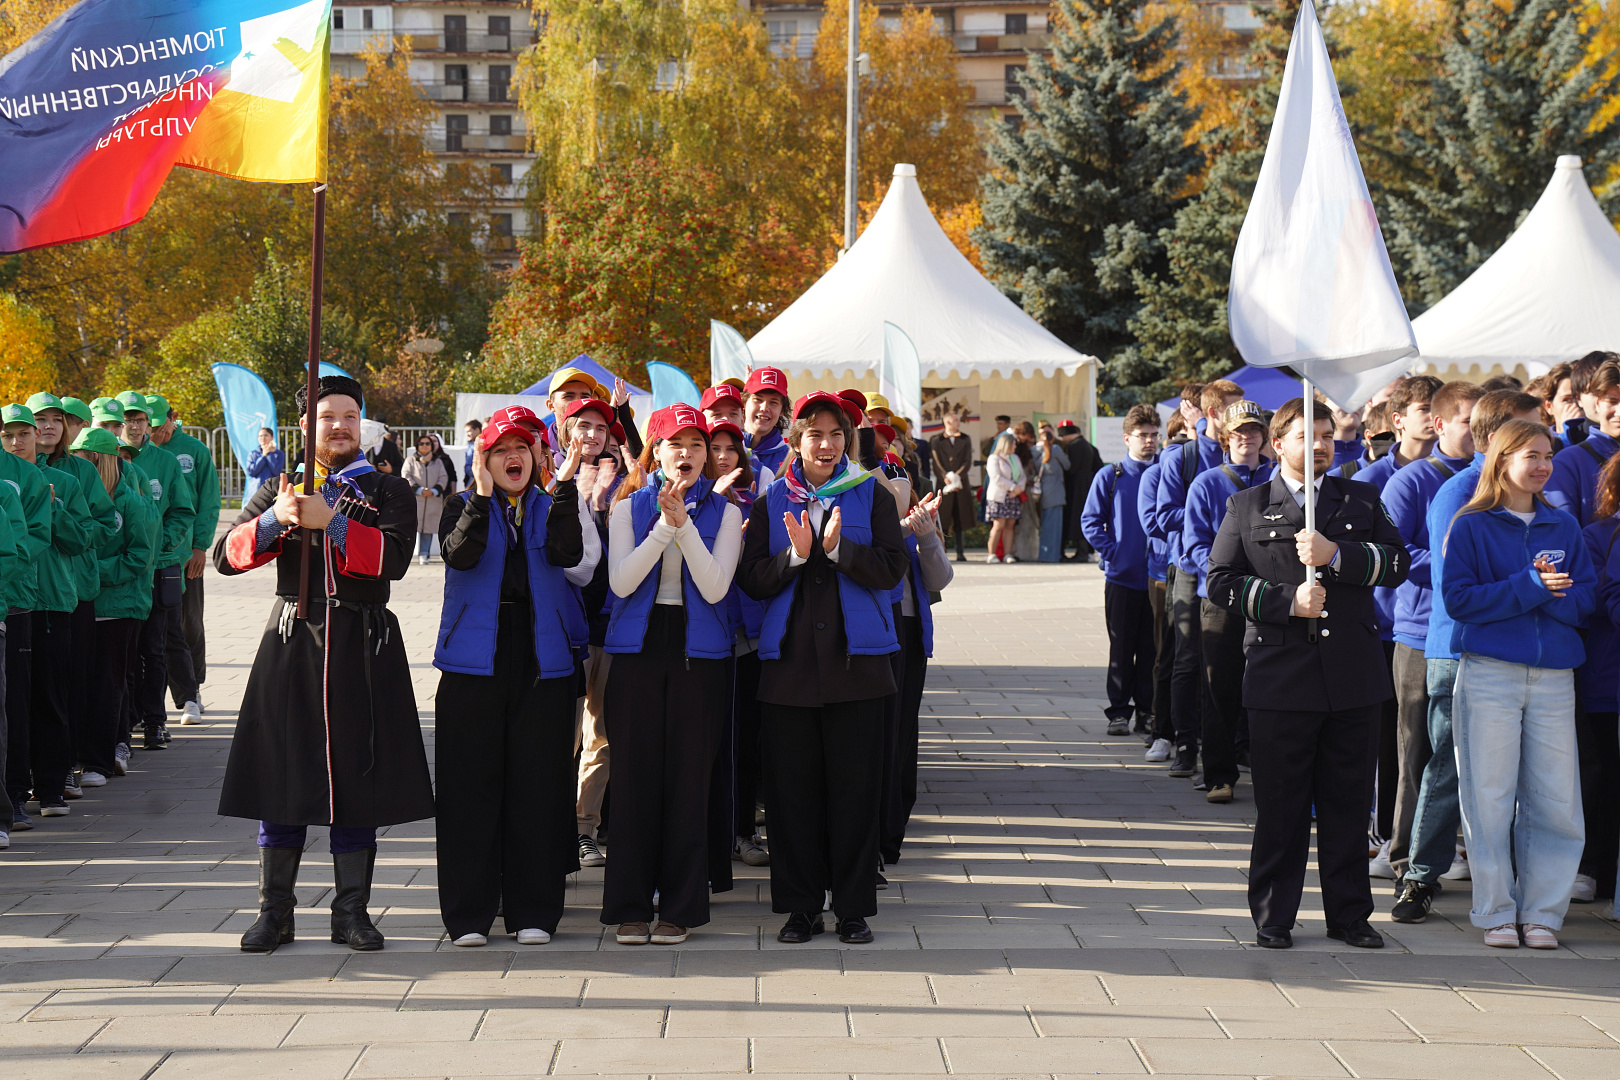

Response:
(113, 743), (130, 776)
(1368, 839), (1396, 879)
(452, 933), (487, 947)
(986, 555), (1002, 564)
(0, 830), (9, 850)
(1144, 738), (1173, 763)
(1572, 873), (1598, 903)
(180, 701), (202, 725)
(1522, 924), (1559, 949)
(1442, 845), (1471, 881)
(79, 771), (107, 788)
(1483, 924), (1520, 948)
(1005, 555), (1019, 563)
(515, 928), (550, 945)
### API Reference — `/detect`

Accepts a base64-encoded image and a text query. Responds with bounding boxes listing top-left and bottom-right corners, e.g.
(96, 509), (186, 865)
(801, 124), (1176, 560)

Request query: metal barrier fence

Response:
(192, 426), (458, 508)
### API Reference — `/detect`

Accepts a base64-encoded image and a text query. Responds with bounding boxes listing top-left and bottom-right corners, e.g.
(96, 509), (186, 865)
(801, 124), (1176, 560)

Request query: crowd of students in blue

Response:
(1077, 353), (1620, 950)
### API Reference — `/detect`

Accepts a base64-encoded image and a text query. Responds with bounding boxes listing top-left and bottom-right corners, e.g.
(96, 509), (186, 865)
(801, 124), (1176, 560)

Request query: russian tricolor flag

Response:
(0, 0), (330, 253)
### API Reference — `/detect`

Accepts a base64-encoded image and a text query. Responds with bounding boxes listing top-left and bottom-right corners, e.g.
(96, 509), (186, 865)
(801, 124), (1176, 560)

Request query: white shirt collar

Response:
(1279, 472), (1324, 495)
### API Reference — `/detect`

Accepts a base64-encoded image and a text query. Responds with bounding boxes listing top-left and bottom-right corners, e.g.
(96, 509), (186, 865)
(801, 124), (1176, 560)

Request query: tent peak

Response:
(1556, 154), (1582, 170)
(893, 163), (916, 177)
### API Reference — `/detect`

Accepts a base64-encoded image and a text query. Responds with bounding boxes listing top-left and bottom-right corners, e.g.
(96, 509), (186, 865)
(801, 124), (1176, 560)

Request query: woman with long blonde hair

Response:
(983, 430), (1024, 563)
(1441, 419), (1596, 950)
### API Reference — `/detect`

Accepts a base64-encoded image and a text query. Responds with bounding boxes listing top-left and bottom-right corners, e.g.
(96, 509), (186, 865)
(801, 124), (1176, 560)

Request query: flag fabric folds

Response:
(880, 322), (923, 431)
(0, 0), (330, 253)
(1226, 0), (1416, 412)
(646, 361), (704, 412)
(710, 320), (753, 387)
(212, 361), (277, 494)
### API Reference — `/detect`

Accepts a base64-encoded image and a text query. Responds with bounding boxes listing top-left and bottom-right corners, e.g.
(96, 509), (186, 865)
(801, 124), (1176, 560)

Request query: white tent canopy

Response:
(1411, 156), (1620, 377)
(748, 165), (1098, 385)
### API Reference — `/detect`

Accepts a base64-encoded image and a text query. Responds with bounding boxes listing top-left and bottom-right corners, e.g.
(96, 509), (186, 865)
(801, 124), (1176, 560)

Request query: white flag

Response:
(1227, 0), (1416, 412)
(710, 320), (753, 386)
(881, 322), (924, 431)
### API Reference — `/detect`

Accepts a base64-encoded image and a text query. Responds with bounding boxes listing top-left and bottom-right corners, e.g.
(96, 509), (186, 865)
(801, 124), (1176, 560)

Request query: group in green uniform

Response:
(1, 388), (215, 845)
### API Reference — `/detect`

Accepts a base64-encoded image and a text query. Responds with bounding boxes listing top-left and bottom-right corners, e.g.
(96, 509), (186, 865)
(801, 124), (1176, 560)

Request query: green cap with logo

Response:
(146, 394), (172, 421)
(59, 397), (94, 426)
(70, 426), (119, 454)
(25, 392), (64, 416)
(2, 404), (37, 428)
(91, 402), (125, 426)
(89, 396), (114, 413)
(114, 390), (152, 418)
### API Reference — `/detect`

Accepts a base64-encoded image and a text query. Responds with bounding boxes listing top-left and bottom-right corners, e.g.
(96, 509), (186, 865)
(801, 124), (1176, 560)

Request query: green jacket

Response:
(34, 461), (90, 613)
(127, 438), (196, 570)
(0, 481), (22, 600)
(0, 449), (51, 610)
(96, 459), (160, 621)
(43, 452), (118, 605)
(161, 429), (220, 554)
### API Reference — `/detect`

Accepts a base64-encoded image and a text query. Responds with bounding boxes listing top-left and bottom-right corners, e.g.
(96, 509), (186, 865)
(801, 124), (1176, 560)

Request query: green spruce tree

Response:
(1383, 0), (1620, 311)
(973, 0), (1202, 382)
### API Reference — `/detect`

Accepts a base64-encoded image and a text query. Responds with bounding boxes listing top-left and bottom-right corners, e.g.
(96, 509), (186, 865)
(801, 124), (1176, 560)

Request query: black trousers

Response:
(435, 617), (578, 938)
(29, 610), (75, 798)
(1149, 578), (1173, 741)
(763, 696), (886, 920)
(1578, 708), (1620, 894)
(3, 614), (27, 809)
(68, 602), (97, 767)
(880, 615), (927, 864)
(131, 574), (172, 729)
(1168, 568), (1204, 751)
(937, 490), (974, 557)
(165, 574), (202, 707)
(86, 619), (139, 777)
(1248, 704), (1380, 932)
(1103, 582), (1155, 723)
(1198, 599), (1245, 789)
(600, 606), (728, 928)
(732, 651), (764, 838)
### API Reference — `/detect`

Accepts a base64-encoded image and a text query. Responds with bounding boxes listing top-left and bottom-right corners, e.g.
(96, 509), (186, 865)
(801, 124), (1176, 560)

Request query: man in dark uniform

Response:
(213, 376), (434, 954)
(1207, 396), (1409, 951)
(928, 410), (974, 562)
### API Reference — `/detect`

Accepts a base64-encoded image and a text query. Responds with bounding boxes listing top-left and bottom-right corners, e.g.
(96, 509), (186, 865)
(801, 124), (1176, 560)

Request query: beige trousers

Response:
(574, 645), (612, 836)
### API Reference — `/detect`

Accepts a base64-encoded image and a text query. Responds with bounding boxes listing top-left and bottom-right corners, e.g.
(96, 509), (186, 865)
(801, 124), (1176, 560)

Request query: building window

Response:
(444, 64), (469, 100)
(332, 9), (344, 29)
(492, 214), (513, 235)
(489, 114), (512, 136)
(491, 163), (513, 183)
(448, 211), (470, 231)
(445, 114), (469, 151)
(488, 15), (510, 49)
(1005, 13), (1027, 35)
(443, 14), (467, 51)
(490, 64), (511, 102)
(361, 8), (373, 29)
(1004, 64), (1026, 100)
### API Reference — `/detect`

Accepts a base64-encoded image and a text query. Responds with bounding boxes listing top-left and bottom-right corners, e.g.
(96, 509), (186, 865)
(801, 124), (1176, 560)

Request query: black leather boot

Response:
(240, 846), (301, 953)
(330, 847), (385, 951)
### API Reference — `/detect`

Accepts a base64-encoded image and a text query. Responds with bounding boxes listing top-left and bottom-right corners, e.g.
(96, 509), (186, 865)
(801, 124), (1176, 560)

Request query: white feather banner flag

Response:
(1227, 0), (1417, 412)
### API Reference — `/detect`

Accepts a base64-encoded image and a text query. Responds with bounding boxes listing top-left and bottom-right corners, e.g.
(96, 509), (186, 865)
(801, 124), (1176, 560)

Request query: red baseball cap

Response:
(707, 419), (745, 445)
(743, 367), (789, 399)
(560, 398), (614, 426)
(479, 416), (536, 450)
(872, 422), (897, 445)
(837, 388), (868, 413)
(609, 421), (627, 444)
(700, 384), (743, 411)
(792, 391), (863, 428)
(487, 405), (547, 446)
(647, 403), (709, 443)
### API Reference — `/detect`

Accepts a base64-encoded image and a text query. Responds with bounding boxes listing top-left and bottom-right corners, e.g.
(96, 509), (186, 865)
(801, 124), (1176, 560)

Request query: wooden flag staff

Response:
(295, 182), (327, 620)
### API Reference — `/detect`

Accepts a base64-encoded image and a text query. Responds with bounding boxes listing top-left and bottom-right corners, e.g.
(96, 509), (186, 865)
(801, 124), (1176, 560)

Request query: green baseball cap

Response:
(59, 397), (94, 426)
(89, 396), (114, 412)
(2, 404), (37, 428)
(146, 394), (172, 420)
(91, 403), (125, 426)
(25, 392), (64, 416)
(114, 391), (152, 418)
(70, 426), (119, 454)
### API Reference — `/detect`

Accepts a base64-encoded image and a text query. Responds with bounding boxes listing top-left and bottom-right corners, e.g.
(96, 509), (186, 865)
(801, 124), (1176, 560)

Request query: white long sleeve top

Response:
(608, 497), (743, 606)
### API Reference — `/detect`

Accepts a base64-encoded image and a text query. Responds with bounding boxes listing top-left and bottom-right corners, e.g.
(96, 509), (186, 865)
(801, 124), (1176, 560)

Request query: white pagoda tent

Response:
(1411, 155), (1620, 380)
(748, 164), (1099, 430)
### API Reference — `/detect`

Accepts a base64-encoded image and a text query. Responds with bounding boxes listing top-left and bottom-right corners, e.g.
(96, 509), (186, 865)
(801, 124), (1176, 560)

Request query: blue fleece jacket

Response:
(1333, 451), (1402, 638)
(1423, 452), (1484, 661)
(1381, 452), (1474, 649)
(1138, 460), (1168, 583)
(1082, 455), (1152, 590)
(1183, 460), (1270, 596)
(1546, 430), (1617, 527)
(1441, 501), (1595, 670)
(1582, 516), (1620, 711)
(1153, 434), (1223, 571)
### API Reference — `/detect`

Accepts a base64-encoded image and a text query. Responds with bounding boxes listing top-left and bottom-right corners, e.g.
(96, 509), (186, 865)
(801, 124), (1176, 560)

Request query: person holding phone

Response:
(1441, 419), (1595, 949)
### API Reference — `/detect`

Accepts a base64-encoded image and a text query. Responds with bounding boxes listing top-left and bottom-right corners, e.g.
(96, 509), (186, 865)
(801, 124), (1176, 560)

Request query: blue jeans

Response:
(418, 532), (433, 557)
(1406, 658), (1461, 884)
(1038, 506), (1065, 563)
(1453, 654), (1583, 930)
(258, 821), (377, 854)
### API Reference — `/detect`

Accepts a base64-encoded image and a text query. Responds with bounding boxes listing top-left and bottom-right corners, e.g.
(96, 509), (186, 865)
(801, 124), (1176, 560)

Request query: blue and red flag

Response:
(0, 0), (330, 254)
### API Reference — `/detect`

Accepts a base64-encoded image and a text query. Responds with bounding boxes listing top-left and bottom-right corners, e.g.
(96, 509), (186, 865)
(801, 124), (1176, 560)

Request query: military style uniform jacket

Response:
(211, 463), (434, 828)
(1206, 472), (1410, 713)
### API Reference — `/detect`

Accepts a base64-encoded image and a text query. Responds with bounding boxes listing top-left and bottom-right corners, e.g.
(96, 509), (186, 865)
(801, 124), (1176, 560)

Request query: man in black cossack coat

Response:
(1207, 397), (1409, 951)
(212, 376), (433, 954)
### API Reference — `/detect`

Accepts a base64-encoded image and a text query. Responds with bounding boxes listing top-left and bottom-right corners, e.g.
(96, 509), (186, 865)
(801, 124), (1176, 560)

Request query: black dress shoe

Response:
(837, 917), (874, 944)
(1255, 925), (1293, 949)
(776, 912), (825, 944)
(1327, 921), (1385, 949)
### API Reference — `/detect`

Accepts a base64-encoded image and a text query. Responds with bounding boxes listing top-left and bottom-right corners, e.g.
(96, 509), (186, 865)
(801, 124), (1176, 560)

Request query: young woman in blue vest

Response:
(602, 404), (744, 946)
(433, 416), (599, 947)
(737, 392), (909, 945)
(881, 490), (953, 868)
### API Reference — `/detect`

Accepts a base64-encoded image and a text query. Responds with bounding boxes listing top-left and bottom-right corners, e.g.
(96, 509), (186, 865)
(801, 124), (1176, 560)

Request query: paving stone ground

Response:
(6, 521), (1620, 1078)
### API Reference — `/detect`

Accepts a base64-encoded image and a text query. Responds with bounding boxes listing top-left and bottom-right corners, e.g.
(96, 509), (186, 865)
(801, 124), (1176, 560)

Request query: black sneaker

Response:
(1168, 748), (1198, 778)
(1106, 718), (1130, 736)
(157, 723), (172, 745)
(577, 834), (606, 867)
(38, 795), (69, 817)
(1391, 880), (1436, 924)
(143, 724), (166, 751)
(63, 772), (83, 800)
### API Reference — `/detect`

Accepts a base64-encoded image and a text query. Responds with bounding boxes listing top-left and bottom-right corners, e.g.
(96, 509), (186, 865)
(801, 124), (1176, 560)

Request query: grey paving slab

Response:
(3, 551), (1619, 1076)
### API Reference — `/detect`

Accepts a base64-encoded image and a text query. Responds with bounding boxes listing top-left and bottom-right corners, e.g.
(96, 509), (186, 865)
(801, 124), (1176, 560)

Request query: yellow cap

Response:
(865, 392), (892, 413)
(549, 367), (607, 399)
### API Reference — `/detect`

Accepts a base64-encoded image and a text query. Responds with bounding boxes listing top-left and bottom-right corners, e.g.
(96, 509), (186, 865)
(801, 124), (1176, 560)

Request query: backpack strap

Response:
(1180, 440), (1200, 491)
(1582, 440), (1608, 467)
(1425, 457), (1455, 481)
(1339, 459), (1360, 479)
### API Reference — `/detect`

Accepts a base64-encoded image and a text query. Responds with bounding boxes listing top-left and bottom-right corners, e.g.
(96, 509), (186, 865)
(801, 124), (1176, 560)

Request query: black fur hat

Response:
(294, 375), (365, 415)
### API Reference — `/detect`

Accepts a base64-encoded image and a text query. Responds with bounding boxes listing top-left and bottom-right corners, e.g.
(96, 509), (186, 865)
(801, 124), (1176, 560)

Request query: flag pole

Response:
(295, 182), (327, 621)
(1303, 374), (1318, 640)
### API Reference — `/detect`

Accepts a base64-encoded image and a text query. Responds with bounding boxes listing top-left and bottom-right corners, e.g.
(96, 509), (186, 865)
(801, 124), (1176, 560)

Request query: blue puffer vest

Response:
(434, 490), (588, 680)
(605, 479), (735, 660)
(890, 534), (934, 657)
(758, 474), (899, 660)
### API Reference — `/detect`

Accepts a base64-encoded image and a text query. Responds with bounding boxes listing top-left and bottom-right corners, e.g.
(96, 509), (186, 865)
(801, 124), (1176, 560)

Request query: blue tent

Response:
(1158, 364), (1303, 413)
(518, 354), (651, 403)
